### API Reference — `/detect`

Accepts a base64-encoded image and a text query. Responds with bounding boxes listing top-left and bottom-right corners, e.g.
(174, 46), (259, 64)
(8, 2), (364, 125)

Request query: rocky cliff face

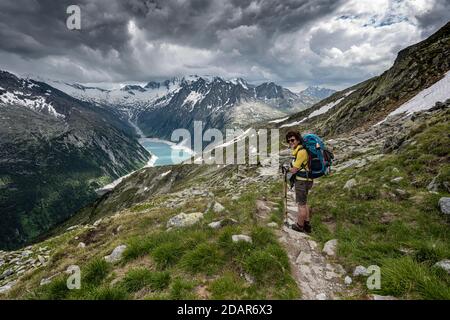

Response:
(0, 71), (151, 249)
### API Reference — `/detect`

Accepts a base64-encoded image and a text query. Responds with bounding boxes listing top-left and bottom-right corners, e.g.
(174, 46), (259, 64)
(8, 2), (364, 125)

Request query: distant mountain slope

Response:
(0, 71), (150, 249)
(275, 22), (450, 136)
(49, 76), (333, 140)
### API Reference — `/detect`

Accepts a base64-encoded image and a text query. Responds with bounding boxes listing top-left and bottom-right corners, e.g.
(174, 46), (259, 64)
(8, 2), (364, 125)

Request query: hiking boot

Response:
(304, 221), (312, 234)
(291, 223), (306, 233)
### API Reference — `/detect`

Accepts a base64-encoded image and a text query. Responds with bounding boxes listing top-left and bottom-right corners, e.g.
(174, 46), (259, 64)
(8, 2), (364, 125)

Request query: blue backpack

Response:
(296, 133), (334, 179)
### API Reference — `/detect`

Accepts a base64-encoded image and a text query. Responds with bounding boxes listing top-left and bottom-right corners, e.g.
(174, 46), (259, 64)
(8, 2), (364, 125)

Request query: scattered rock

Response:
(37, 255), (46, 265)
(2, 269), (14, 278)
(353, 265), (368, 277)
(93, 219), (103, 227)
(434, 259), (450, 274)
(267, 222), (278, 228)
(0, 281), (16, 294)
(256, 200), (271, 213)
(322, 239), (338, 256)
(438, 197), (450, 215)
(213, 202), (225, 213)
(167, 212), (204, 228)
(21, 250), (32, 257)
(390, 177), (404, 183)
(232, 235), (252, 243)
(344, 179), (357, 190)
(208, 221), (222, 229)
(344, 276), (352, 285)
(77, 242), (86, 249)
(243, 273), (255, 284)
(40, 273), (61, 286)
(427, 175), (440, 192)
(315, 293), (327, 300)
(370, 294), (397, 300)
(104, 245), (127, 263)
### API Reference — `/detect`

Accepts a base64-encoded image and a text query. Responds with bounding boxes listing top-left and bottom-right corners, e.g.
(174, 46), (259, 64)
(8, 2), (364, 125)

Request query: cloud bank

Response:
(0, 0), (447, 90)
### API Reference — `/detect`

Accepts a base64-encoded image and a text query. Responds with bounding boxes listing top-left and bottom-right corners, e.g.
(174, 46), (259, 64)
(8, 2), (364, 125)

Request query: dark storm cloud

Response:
(415, 1), (450, 37)
(121, 0), (345, 47)
(0, 0), (447, 88)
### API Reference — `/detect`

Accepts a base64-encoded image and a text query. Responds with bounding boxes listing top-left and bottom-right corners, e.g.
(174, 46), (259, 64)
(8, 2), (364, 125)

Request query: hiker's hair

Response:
(286, 131), (303, 144)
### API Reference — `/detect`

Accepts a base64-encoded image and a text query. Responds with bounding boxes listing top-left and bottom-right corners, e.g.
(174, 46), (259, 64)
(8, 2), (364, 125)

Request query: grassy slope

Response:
(309, 113), (450, 299)
(5, 173), (299, 300)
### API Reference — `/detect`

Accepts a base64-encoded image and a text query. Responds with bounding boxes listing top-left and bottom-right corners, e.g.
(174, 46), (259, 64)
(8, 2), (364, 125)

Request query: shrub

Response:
(83, 258), (110, 286)
(244, 245), (289, 284)
(180, 243), (224, 275)
(122, 268), (170, 292)
(152, 242), (184, 269)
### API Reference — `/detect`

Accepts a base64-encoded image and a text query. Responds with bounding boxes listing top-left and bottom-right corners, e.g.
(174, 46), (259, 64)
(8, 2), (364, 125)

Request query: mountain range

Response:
(48, 77), (334, 140)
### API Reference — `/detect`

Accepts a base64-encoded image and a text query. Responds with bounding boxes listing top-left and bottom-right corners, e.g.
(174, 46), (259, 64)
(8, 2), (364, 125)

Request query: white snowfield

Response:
(308, 97), (344, 118)
(376, 71), (450, 126)
(0, 90), (65, 119)
(269, 116), (289, 123)
(279, 96), (345, 128)
(280, 117), (307, 128)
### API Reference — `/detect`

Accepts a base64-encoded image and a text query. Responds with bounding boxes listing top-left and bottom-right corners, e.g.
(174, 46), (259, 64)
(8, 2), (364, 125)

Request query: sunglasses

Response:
(288, 138), (296, 143)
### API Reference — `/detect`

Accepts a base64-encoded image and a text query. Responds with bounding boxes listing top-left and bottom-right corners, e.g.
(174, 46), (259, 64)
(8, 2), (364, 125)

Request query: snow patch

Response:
(269, 116), (289, 123)
(375, 71), (450, 126)
(183, 91), (204, 107)
(160, 170), (171, 177)
(308, 97), (344, 118)
(280, 117), (307, 128)
(0, 91), (65, 119)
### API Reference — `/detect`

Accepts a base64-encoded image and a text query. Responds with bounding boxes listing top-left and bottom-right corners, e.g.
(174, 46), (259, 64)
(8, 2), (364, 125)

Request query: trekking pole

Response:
(281, 164), (289, 226)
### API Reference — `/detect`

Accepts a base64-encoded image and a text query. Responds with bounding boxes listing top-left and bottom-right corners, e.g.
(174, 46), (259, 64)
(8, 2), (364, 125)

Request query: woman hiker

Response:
(286, 131), (313, 233)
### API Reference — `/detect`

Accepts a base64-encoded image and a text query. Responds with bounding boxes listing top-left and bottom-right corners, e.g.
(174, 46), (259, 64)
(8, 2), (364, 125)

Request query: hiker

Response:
(286, 131), (313, 233)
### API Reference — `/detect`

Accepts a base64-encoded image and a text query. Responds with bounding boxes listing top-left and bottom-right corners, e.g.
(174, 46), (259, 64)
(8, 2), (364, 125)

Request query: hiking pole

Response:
(281, 163), (290, 226)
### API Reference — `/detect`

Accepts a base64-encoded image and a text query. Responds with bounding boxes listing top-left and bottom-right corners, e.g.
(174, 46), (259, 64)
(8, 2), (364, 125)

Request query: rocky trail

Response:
(277, 190), (349, 300)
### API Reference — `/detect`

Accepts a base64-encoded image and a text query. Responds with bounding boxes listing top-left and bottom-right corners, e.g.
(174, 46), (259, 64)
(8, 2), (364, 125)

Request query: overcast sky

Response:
(0, 0), (448, 91)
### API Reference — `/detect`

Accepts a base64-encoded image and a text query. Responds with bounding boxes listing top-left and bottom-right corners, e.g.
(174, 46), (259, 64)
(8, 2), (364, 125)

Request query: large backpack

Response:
(296, 133), (334, 179)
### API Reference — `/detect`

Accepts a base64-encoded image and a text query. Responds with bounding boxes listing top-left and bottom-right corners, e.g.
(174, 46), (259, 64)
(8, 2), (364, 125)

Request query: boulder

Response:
(213, 202), (225, 213)
(267, 222), (278, 228)
(0, 281), (16, 294)
(438, 197), (450, 215)
(315, 293), (327, 300)
(353, 265), (368, 276)
(232, 235), (252, 243)
(344, 276), (352, 285)
(208, 221), (222, 229)
(77, 242), (86, 249)
(434, 259), (450, 274)
(104, 245), (127, 263)
(322, 239), (338, 256)
(40, 273), (61, 286)
(390, 177), (404, 183)
(344, 179), (357, 190)
(167, 212), (204, 228)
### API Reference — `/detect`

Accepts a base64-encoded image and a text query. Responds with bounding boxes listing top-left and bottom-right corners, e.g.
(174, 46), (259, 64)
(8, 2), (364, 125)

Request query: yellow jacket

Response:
(292, 145), (312, 181)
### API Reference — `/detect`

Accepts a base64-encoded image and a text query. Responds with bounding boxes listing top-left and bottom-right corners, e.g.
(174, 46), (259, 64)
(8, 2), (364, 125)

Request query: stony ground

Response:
(279, 190), (349, 300)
